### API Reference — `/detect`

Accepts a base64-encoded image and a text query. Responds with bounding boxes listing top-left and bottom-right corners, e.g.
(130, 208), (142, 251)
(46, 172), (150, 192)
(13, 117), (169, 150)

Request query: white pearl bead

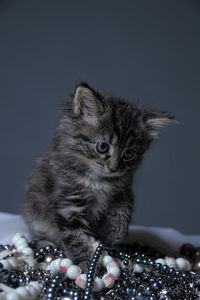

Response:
(25, 285), (37, 297)
(15, 238), (27, 248)
(79, 273), (87, 281)
(67, 265), (81, 279)
(22, 247), (34, 256)
(6, 291), (21, 300)
(133, 264), (144, 273)
(60, 258), (73, 269)
(155, 258), (166, 266)
(107, 266), (121, 278)
(102, 255), (112, 267)
(176, 258), (185, 270)
(0, 259), (11, 270)
(102, 273), (115, 288)
(16, 245), (26, 252)
(75, 273), (87, 289)
(184, 260), (191, 271)
(51, 258), (62, 272)
(16, 286), (30, 297)
(93, 277), (105, 292)
(176, 258), (191, 271)
(29, 281), (41, 294)
(12, 233), (25, 244)
(165, 257), (177, 268)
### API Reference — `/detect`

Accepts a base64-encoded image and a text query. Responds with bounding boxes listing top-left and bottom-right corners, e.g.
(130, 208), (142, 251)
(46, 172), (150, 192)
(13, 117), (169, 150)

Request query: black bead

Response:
(87, 273), (93, 279)
(47, 287), (55, 294)
(98, 243), (104, 249)
(142, 259), (147, 264)
(155, 263), (162, 269)
(45, 245), (53, 252)
(62, 288), (68, 295)
(34, 252), (40, 258)
(168, 267), (175, 274)
(119, 252), (124, 258)
(59, 250), (65, 258)
(53, 247), (59, 254)
(123, 259), (130, 266)
(47, 292), (53, 299)
(39, 247), (45, 253)
(161, 265), (168, 272)
(152, 282), (159, 291)
(84, 289), (90, 296)
(92, 257), (98, 263)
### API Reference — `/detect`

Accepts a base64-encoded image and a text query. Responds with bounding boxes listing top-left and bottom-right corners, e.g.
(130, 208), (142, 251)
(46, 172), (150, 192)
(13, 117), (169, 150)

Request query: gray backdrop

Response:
(0, 0), (200, 234)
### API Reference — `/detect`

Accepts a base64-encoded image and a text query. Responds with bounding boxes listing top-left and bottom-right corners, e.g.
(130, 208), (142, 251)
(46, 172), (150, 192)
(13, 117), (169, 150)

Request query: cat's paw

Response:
(104, 224), (128, 245)
(96, 262), (105, 277)
(78, 260), (91, 273)
(33, 239), (57, 250)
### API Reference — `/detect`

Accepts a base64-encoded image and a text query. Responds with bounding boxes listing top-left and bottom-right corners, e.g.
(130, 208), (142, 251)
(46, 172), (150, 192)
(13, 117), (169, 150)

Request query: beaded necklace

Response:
(0, 233), (200, 299)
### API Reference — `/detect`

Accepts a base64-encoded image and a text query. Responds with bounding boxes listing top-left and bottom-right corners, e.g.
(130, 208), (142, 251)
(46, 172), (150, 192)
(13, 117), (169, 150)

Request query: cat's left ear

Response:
(73, 83), (103, 126)
(145, 112), (177, 139)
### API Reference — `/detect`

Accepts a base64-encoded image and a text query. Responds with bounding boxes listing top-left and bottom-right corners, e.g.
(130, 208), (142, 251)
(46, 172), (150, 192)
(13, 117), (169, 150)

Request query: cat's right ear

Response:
(73, 83), (103, 126)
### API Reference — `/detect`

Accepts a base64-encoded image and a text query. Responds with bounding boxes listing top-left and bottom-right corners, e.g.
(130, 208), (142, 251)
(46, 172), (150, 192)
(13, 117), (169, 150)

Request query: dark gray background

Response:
(0, 0), (199, 234)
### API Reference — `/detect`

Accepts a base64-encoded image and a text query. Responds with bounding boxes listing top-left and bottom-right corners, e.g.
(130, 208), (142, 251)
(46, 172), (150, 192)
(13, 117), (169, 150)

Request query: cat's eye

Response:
(123, 149), (136, 160)
(96, 142), (109, 153)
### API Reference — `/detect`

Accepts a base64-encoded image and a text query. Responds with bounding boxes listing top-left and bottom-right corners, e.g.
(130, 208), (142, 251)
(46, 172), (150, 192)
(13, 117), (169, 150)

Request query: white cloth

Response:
(0, 212), (199, 255)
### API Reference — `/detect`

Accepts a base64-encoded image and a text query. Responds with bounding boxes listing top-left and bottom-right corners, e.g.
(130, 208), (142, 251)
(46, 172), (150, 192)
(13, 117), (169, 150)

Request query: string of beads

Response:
(0, 233), (200, 299)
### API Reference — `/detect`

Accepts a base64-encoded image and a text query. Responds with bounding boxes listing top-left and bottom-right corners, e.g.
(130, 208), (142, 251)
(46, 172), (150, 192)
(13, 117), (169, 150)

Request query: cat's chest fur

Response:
(79, 174), (115, 218)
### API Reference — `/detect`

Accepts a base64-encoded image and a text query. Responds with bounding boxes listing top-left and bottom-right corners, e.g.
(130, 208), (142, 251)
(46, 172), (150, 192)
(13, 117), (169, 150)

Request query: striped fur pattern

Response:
(22, 83), (174, 271)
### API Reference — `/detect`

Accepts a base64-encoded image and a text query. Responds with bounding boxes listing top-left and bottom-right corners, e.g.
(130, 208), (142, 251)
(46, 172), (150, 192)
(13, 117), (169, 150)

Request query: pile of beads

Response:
(0, 233), (200, 299)
(32, 238), (121, 293)
(12, 234), (34, 257)
(0, 281), (41, 300)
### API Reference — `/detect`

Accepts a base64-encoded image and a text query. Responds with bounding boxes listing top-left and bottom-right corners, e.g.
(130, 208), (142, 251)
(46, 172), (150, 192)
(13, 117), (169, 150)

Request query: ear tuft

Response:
(146, 112), (177, 139)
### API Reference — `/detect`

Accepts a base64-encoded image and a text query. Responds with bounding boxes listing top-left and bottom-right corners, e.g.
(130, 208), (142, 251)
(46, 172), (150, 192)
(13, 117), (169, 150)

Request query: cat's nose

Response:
(107, 160), (119, 173)
(109, 167), (119, 173)
(108, 165), (119, 173)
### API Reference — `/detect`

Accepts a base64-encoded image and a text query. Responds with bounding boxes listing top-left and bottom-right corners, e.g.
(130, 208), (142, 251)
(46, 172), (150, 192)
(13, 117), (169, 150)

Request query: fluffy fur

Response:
(22, 83), (175, 271)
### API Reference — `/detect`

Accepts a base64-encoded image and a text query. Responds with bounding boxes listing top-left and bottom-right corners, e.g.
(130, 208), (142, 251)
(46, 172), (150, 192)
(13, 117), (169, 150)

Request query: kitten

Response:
(22, 83), (175, 271)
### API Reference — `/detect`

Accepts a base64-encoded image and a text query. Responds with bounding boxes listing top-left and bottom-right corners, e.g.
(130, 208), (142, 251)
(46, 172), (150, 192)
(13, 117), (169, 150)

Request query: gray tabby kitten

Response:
(22, 83), (174, 271)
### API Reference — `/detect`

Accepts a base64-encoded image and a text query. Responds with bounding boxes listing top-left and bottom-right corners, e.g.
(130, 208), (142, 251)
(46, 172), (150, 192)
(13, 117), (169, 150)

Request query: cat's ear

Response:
(145, 111), (177, 139)
(73, 83), (103, 126)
